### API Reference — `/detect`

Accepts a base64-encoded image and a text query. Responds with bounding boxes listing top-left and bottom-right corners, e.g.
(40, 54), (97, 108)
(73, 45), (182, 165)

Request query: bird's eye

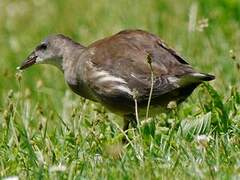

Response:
(36, 43), (48, 51)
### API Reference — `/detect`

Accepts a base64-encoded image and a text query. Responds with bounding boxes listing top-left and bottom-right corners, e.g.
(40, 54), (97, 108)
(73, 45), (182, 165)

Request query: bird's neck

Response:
(61, 44), (86, 84)
(61, 44), (97, 101)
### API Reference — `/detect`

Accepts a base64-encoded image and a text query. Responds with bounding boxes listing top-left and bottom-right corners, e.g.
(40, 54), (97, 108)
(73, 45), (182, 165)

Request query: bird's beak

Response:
(17, 52), (37, 70)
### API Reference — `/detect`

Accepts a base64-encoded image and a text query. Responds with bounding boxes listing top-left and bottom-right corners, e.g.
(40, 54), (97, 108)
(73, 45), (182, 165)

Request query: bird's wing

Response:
(84, 30), (198, 101)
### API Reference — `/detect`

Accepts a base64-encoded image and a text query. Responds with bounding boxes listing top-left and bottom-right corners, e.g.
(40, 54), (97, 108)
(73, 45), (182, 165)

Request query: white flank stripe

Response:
(167, 76), (179, 83)
(112, 85), (132, 95)
(98, 76), (127, 84)
(92, 71), (109, 78)
(130, 73), (139, 80)
(92, 70), (130, 94)
(92, 70), (127, 84)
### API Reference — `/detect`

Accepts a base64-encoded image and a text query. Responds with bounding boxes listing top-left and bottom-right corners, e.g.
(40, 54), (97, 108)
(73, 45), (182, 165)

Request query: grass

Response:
(0, 0), (240, 179)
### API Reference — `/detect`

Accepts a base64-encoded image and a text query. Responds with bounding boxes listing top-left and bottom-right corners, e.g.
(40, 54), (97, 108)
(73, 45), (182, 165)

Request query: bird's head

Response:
(18, 34), (69, 71)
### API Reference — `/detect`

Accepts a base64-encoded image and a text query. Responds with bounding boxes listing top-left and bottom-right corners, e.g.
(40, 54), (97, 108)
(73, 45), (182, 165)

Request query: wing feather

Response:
(86, 30), (196, 102)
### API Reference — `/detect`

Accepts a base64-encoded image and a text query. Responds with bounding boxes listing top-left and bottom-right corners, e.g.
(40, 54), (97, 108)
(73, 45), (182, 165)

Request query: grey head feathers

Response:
(18, 34), (85, 71)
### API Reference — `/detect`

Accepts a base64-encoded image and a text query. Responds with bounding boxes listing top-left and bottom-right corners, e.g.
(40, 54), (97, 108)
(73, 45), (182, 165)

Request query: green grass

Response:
(0, 0), (240, 179)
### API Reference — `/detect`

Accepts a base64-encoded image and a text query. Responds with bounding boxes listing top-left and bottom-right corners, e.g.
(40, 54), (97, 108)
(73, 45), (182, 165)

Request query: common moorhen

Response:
(18, 29), (215, 132)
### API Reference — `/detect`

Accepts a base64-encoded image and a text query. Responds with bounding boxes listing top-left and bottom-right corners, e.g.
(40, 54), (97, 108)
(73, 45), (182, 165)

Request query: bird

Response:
(18, 29), (215, 133)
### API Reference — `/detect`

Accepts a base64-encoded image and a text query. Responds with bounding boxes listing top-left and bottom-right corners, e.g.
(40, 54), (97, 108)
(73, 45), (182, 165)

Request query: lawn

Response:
(0, 0), (240, 179)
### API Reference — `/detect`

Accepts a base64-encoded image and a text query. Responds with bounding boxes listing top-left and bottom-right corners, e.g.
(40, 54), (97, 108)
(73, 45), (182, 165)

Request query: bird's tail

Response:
(179, 72), (215, 87)
(192, 72), (215, 81)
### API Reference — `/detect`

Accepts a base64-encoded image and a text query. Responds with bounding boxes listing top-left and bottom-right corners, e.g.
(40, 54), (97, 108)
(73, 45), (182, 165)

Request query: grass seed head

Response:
(197, 18), (209, 32)
(105, 143), (123, 159)
(196, 134), (210, 149)
(132, 88), (139, 99)
(15, 71), (22, 82)
(167, 101), (177, 109)
(7, 89), (14, 99)
(36, 79), (43, 89)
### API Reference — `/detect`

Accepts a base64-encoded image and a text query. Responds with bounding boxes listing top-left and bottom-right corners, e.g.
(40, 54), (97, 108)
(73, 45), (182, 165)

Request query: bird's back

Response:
(79, 29), (214, 114)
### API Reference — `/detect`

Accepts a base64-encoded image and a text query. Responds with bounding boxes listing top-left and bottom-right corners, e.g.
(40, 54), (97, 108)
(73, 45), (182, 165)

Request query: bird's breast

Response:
(66, 75), (98, 102)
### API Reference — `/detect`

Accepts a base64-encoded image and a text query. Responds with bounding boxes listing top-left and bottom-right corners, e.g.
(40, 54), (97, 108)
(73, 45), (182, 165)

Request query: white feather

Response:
(111, 85), (132, 95)
(93, 70), (127, 84)
(191, 72), (205, 77)
(92, 71), (109, 78)
(92, 70), (131, 95)
(98, 76), (127, 84)
(167, 76), (179, 83)
(167, 76), (180, 88)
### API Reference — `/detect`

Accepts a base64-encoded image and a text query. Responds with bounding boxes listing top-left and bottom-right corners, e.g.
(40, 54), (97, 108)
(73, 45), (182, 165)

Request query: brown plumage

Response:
(18, 29), (215, 133)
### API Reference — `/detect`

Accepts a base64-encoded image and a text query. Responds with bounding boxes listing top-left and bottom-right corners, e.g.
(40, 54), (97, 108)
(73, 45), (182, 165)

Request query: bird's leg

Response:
(123, 114), (137, 130)
(130, 114), (137, 129)
(122, 114), (137, 143)
(123, 117), (130, 132)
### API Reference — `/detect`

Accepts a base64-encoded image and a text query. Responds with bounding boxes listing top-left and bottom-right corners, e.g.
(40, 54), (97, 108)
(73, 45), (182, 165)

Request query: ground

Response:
(0, 0), (240, 179)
